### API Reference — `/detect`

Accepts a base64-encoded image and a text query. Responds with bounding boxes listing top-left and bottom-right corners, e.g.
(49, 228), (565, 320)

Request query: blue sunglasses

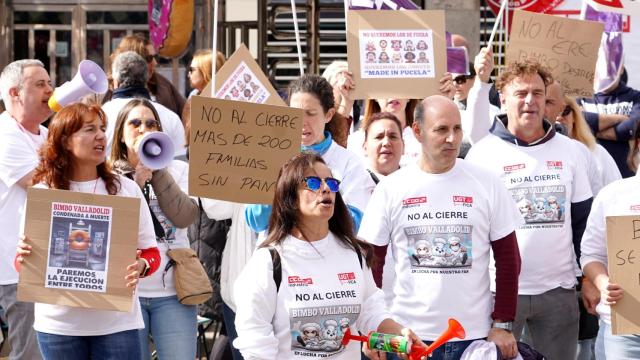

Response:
(302, 176), (340, 193)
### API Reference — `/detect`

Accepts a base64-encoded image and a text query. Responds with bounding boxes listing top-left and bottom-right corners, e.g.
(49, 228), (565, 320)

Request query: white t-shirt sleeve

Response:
(357, 264), (391, 333)
(233, 248), (279, 360)
(580, 187), (608, 269)
(340, 156), (375, 213)
(0, 128), (38, 188)
(595, 144), (622, 188)
(201, 198), (236, 220)
(465, 81), (495, 144)
(489, 173), (524, 241)
(571, 145), (594, 203)
(358, 185), (391, 246)
(122, 178), (158, 249)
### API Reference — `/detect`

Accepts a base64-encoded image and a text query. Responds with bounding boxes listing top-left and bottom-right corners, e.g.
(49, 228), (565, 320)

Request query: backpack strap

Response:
(269, 248), (282, 292)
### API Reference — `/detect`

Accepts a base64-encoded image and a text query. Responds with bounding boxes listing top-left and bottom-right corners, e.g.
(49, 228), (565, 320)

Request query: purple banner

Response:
(447, 47), (468, 75)
(583, 4), (624, 93)
(348, 0), (419, 10)
(584, 4), (623, 32)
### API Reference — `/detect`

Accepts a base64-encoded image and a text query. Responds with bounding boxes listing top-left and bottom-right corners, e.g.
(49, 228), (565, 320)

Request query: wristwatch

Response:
(492, 321), (513, 332)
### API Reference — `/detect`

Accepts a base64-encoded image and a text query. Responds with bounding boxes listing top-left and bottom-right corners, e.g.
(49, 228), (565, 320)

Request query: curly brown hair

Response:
(33, 103), (120, 194)
(495, 58), (554, 93)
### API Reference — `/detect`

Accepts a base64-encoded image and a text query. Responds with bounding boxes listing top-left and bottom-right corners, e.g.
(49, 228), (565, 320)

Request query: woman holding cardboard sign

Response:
(245, 74), (375, 235)
(16, 102), (160, 359)
(110, 98), (199, 360)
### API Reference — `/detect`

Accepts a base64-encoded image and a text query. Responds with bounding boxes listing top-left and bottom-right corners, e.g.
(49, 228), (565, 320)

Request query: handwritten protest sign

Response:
(18, 188), (140, 312)
(201, 44), (286, 107)
(189, 96), (302, 204)
(506, 10), (604, 97)
(606, 215), (640, 335)
(347, 10), (446, 99)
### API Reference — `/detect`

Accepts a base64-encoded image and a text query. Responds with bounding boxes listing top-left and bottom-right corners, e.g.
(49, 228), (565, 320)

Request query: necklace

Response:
(92, 177), (100, 194)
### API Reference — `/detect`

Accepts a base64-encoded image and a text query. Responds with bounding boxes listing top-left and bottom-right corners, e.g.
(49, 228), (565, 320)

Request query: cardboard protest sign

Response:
(201, 44), (286, 106)
(347, 10), (447, 99)
(606, 215), (640, 335)
(505, 10), (604, 97)
(189, 96), (302, 204)
(18, 188), (140, 312)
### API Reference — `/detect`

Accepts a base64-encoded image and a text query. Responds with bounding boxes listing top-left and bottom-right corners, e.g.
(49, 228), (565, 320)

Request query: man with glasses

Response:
(359, 95), (523, 360)
(0, 59), (51, 360)
(102, 51), (185, 157)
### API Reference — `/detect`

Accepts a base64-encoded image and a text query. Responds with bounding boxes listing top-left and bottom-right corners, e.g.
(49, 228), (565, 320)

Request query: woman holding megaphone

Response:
(110, 98), (199, 359)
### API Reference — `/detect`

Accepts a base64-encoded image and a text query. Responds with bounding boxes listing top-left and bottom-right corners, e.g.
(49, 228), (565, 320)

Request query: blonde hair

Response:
(191, 49), (226, 86)
(565, 96), (596, 150)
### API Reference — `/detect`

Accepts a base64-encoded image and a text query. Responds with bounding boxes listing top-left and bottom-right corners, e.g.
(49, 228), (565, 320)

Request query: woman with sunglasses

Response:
(15, 102), (160, 359)
(580, 123), (640, 359)
(556, 96), (621, 191)
(110, 98), (199, 359)
(234, 152), (424, 359)
(245, 74), (375, 234)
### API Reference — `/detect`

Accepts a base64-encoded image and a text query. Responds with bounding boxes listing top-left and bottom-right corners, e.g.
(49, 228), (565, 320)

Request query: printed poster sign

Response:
(358, 30), (435, 79)
(606, 215), (640, 335)
(18, 188), (140, 312)
(215, 61), (270, 103)
(189, 96), (302, 204)
(45, 202), (112, 293)
(201, 44), (286, 107)
(347, 10), (447, 99)
(505, 10), (604, 97)
(290, 305), (360, 356)
(405, 224), (473, 273)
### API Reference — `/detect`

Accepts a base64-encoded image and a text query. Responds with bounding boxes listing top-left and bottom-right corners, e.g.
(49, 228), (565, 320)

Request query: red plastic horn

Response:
(409, 318), (466, 360)
(341, 328), (369, 346)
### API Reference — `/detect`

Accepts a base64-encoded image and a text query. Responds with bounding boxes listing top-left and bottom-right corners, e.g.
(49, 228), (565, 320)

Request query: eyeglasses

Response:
(453, 76), (471, 85)
(302, 176), (340, 193)
(561, 105), (573, 117)
(127, 118), (160, 129)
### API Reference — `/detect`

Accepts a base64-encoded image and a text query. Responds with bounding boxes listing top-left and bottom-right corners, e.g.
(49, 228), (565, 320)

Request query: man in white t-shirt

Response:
(102, 51), (185, 157)
(359, 95), (523, 360)
(0, 59), (52, 360)
(466, 59), (593, 360)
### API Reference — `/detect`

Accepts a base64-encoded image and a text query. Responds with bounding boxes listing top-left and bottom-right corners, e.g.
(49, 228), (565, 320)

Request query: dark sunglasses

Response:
(302, 176), (340, 193)
(561, 105), (573, 117)
(127, 118), (159, 129)
(453, 75), (472, 85)
(188, 66), (198, 73)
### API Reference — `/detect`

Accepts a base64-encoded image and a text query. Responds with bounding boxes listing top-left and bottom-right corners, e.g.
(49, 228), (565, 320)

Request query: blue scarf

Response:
(301, 131), (333, 155)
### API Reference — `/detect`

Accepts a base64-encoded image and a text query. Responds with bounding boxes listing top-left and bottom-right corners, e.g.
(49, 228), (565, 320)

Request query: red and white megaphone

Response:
(138, 131), (175, 170)
(48, 60), (108, 112)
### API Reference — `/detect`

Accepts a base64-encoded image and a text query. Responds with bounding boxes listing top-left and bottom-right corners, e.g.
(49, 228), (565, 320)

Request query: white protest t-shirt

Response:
(581, 174), (640, 325)
(358, 161), (522, 341)
(138, 160), (191, 297)
(33, 176), (157, 336)
(0, 112), (47, 285)
(466, 134), (592, 295)
(233, 233), (389, 360)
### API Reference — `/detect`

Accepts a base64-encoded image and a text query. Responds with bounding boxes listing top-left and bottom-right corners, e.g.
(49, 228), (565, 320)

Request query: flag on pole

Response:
(585, 0), (640, 16)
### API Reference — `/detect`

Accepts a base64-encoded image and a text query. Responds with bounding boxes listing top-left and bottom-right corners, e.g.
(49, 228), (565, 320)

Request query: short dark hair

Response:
(288, 74), (335, 113)
(628, 122), (640, 173)
(362, 112), (403, 140)
(414, 100), (425, 129)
